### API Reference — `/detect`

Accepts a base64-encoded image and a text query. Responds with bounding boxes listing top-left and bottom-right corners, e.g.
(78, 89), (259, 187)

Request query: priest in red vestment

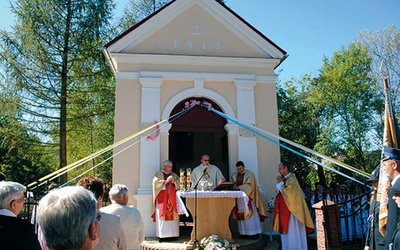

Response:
(151, 160), (180, 241)
(273, 162), (314, 250)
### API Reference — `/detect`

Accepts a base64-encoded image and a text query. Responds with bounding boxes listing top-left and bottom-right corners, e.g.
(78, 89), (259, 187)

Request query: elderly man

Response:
(152, 160), (180, 241)
(382, 146), (400, 250)
(101, 184), (145, 250)
(77, 176), (127, 250)
(273, 163), (314, 250)
(191, 154), (225, 190)
(231, 161), (268, 239)
(0, 181), (41, 250)
(37, 186), (100, 250)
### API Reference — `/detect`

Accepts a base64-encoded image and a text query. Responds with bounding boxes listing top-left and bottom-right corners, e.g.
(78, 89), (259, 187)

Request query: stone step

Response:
(140, 234), (269, 250)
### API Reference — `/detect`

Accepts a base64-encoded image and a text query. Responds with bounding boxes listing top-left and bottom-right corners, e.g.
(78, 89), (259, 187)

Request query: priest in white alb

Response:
(151, 160), (181, 242)
(273, 163), (314, 250)
(231, 161), (268, 239)
(190, 154), (225, 190)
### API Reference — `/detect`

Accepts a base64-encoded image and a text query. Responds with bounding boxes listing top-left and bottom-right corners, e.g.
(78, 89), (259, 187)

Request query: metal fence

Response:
(311, 191), (370, 249)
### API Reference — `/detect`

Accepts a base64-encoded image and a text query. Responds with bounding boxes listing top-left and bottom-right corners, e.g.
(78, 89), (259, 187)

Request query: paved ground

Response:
(141, 224), (358, 250)
(263, 239), (279, 250)
(141, 234), (281, 250)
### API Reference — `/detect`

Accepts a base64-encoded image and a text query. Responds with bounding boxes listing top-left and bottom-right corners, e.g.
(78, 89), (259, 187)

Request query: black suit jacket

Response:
(389, 223), (400, 250)
(0, 214), (41, 250)
(365, 199), (385, 250)
(385, 178), (400, 250)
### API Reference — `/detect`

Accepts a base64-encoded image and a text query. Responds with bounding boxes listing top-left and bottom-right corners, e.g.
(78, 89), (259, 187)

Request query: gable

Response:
(106, 0), (286, 60)
(128, 5), (267, 58)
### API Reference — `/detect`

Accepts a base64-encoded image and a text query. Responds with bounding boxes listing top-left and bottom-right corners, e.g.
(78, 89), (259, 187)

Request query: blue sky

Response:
(1, 0), (399, 82)
(223, 0), (400, 82)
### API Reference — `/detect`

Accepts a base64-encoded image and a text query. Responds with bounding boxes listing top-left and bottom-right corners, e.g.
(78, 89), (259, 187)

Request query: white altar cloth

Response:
(179, 191), (249, 213)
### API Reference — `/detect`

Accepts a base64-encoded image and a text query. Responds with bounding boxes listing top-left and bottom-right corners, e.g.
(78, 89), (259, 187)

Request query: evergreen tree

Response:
(0, 77), (55, 184)
(0, 0), (115, 184)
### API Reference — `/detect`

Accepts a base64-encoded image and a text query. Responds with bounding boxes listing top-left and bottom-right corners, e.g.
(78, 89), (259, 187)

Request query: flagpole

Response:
(377, 60), (400, 237)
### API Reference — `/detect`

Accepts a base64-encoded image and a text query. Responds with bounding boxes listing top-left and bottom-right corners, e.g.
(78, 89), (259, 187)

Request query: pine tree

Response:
(0, 0), (115, 183)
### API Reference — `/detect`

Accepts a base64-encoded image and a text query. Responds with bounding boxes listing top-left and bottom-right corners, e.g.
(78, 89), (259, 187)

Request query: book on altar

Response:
(213, 181), (236, 191)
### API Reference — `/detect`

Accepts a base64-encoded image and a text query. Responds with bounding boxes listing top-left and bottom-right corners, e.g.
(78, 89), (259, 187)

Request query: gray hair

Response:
(163, 160), (173, 166)
(109, 184), (129, 201)
(37, 186), (97, 249)
(0, 181), (26, 209)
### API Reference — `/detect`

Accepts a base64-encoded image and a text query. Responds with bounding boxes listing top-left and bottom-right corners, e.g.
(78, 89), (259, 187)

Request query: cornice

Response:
(115, 70), (277, 85)
(111, 53), (281, 69)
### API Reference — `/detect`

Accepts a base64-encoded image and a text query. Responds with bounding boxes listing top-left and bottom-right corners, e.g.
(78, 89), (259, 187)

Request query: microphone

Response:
(203, 168), (207, 174)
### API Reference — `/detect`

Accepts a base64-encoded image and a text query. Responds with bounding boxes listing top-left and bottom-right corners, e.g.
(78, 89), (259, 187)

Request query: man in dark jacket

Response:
(0, 181), (41, 250)
(382, 146), (400, 250)
(388, 179), (400, 250)
(365, 166), (385, 250)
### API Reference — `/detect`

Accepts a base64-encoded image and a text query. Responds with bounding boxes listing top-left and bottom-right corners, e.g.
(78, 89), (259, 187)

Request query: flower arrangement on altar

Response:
(266, 196), (275, 214)
(195, 235), (236, 250)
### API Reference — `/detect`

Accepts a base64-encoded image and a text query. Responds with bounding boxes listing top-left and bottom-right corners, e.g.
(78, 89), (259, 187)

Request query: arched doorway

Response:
(168, 98), (229, 179)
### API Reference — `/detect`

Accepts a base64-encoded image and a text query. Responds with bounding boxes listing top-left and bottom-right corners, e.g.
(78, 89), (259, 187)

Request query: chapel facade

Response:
(103, 0), (286, 236)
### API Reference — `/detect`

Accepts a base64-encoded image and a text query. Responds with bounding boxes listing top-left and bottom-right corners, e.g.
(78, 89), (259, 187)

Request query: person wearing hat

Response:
(382, 146), (400, 250)
(364, 166), (385, 250)
(388, 181), (400, 250)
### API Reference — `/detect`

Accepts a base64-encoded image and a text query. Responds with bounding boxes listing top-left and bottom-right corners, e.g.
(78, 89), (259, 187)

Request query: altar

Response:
(179, 191), (248, 244)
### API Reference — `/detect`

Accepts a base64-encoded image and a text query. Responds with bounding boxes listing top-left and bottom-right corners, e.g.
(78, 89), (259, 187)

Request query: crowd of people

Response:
(0, 154), (269, 250)
(0, 176), (144, 250)
(1, 146), (400, 250)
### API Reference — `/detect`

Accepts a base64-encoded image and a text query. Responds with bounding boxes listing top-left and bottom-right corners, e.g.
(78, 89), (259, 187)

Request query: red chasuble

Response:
(152, 172), (179, 222)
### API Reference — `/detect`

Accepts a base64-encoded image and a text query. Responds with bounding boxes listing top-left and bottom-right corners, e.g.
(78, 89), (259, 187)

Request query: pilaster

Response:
(234, 80), (259, 176)
(138, 77), (163, 194)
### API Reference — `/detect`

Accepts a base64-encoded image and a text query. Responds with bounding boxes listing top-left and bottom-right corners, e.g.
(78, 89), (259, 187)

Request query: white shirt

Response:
(0, 209), (15, 217)
(101, 203), (144, 250)
(391, 174), (400, 186)
(94, 212), (127, 250)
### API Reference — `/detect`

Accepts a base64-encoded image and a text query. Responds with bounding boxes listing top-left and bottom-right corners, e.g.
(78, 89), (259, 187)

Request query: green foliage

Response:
(310, 43), (381, 173)
(118, 0), (171, 32)
(0, 0), (116, 184)
(0, 84), (56, 184)
(0, 0), (396, 189)
(277, 76), (322, 185)
(278, 43), (383, 187)
(66, 77), (115, 185)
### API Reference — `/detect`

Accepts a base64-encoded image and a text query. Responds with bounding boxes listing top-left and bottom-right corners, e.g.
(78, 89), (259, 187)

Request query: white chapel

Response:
(103, 0), (287, 236)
